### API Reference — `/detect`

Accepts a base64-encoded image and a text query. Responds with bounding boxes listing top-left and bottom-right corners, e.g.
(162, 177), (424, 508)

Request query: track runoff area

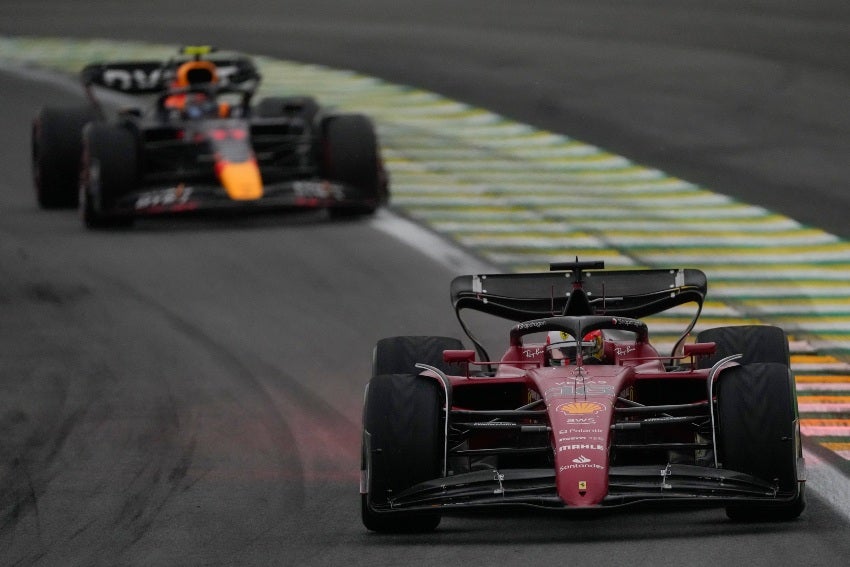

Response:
(4, 36), (850, 468)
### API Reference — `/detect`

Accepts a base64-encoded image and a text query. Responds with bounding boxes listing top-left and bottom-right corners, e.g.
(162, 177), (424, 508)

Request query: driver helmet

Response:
(165, 60), (229, 117)
(546, 330), (604, 364)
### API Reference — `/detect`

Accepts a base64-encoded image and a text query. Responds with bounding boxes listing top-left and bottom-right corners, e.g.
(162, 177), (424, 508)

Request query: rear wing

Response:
(450, 263), (707, 359)
(80, 55), (261, 94)
(451, 267), (707, 321)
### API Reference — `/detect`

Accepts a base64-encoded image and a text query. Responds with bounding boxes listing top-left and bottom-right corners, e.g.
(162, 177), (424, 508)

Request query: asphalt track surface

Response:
(1, 2), (850, 565)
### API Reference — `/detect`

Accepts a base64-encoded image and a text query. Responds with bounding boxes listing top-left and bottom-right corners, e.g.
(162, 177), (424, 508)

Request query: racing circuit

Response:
(2, 1), (850, 565)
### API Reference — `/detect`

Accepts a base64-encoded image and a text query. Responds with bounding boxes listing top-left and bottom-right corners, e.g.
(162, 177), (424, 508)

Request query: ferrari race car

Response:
(361, 261), (806, 532)
(31, 46), (388, 228)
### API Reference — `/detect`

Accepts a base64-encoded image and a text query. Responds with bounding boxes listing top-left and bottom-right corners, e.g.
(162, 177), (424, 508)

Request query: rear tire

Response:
(697, 325), (790, 368)
(716, 362), (805, 521)
(320, 114), (384, 218)
(32, 105), (96, 209)
(361, 373), (443, 533)
(81, 123), (136, 229)
(373, 336), (465, 377)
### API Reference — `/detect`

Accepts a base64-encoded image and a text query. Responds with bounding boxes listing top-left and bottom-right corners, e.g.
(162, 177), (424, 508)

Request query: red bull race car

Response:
(361, 261), (806, 532)
(31, 46), (388, 228)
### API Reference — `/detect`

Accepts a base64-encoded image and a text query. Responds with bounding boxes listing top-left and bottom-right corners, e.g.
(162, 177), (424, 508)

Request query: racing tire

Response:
(81, 123), (136, 229)
(32, 105), (96, 209)
(716, 362), (805, 521)
(361, 373), (443, 533)
(372, 335), (465, 377)
(696, 325), (790, 368)
(254, 96), (319, 124)
(320, 114), (384, 218)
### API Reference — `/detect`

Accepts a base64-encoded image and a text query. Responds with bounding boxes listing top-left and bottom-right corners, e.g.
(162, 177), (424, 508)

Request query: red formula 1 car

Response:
(361, 261), (805, 532)
(31, 46), (388, 228)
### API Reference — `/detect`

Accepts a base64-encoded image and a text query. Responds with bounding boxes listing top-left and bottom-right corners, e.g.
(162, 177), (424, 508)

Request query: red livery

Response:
(361, 261), (805, 532)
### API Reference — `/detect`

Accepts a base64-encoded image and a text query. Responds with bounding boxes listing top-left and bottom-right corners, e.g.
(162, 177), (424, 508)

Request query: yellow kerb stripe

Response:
(795, 375), (850, 383)
(797, 396), (850, 403)
(792, 355), (841, 364)
(800, 419), (850, 426)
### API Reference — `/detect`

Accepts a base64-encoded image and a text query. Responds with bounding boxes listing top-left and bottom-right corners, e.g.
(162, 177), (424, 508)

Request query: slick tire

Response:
(254, 96), (319, 125)
(320, 114), (383, 218)
(81, 123), (136, 229)
(372, 336), (465, 377)
(32, 105), (96, 209)
(361, 373), (443, 533)
(696, 325), (790, 368)
(716, 362), (805, 521)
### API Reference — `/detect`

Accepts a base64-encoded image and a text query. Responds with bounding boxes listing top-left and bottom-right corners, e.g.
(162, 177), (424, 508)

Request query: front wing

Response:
(106, 178), (377, 217)
(369, 465), (802, 514)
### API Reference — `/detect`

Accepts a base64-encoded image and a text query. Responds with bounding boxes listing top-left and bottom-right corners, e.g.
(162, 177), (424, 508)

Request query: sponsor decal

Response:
(611, 318), (643, 329)
(546, 384), (616, 397)
(135, 185), (194, 209)
(615, 345), (637, 356)
(471, 422), (516, 428)
(293, 181), (344, 200)
(523, 347), (545, 359)
(559, 428), (605, 435)
(516, 320), (546, 331)
(558, 436), (607, 444)
(102, 67), (162, 90)
(558, 444), (604, 452)
(99, 64), (242, 92)
(560, 417), (598, 425)
(559, 463), (604, 472)
(557, 401), (605, 416)
(208, 65), (241, 85)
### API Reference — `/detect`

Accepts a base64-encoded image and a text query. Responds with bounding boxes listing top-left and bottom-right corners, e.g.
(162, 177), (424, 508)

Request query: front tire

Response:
(361, 373), (443, 533)
(81, 123), (136, 229)
(716, 362), (805, 521)
(320, 114), (384, 218)
(32, 105), (96, 209)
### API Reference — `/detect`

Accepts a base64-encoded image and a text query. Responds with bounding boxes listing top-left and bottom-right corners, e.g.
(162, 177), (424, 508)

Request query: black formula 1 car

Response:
(31, 46), (388, 228)
(361, 261), (805, 532)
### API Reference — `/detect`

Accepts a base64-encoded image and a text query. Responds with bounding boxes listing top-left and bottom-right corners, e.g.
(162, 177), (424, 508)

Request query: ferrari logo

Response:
(578, 481), (587, 491)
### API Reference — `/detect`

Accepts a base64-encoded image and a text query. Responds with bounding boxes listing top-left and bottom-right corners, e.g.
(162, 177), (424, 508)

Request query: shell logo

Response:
(557, 401), (605, 415)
